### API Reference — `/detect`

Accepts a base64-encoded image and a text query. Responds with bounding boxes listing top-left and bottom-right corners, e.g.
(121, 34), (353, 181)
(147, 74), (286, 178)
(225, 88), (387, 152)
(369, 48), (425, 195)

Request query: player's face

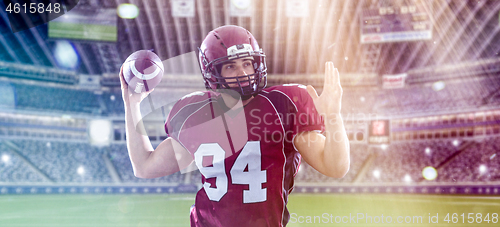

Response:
(220, 57), (255, 88)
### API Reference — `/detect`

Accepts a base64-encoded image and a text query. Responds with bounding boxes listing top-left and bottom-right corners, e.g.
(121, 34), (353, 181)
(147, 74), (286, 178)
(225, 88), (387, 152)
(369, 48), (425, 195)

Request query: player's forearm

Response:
(322, 114), (350, 178)
(124, 102), (155, 177)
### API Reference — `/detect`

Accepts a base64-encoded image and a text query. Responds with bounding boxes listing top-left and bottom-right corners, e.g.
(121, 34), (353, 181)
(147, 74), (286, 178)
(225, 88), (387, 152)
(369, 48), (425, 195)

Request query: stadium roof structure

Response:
(0, 0), (499, 79)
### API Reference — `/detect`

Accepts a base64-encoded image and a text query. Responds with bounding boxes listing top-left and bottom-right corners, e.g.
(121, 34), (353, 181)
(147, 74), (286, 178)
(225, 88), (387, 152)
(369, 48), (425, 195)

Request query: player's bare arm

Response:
(120, 66), (192, 178)
(294, 62), (350, 178)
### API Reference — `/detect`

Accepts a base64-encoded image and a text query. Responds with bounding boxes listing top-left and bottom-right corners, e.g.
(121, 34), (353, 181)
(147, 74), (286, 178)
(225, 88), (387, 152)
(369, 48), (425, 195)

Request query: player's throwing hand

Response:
(119, 65), (154, 106)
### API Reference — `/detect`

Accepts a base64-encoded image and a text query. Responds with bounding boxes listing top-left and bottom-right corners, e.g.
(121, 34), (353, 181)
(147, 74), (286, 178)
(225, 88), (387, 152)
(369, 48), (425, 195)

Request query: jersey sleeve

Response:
(164, 91), (209, 141)
(280, 84), (325, 135)
(164, 101), (181, 141)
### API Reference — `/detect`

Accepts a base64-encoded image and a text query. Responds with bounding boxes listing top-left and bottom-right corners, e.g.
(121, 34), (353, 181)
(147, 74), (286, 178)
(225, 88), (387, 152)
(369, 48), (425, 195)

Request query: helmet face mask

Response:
(207, 51), (266, 97)
(199, 26), (267, 99)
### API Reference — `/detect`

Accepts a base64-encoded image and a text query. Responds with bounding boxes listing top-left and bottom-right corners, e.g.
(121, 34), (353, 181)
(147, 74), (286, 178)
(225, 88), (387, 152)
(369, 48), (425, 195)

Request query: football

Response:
(122, 50), (164, 93)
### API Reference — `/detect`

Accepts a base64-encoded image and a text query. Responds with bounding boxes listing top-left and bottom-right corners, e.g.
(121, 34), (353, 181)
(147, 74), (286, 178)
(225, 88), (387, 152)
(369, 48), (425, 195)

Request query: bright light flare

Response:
(118, 3), (139, 19)
(77, 166), (85, 175)
(479, 164), (487, 174)
(422, 166), (438, 181)
(1, 154), (10, 163)
(432, 81), (445, 91)
(54, 41), (78, 69)
(89, 119), (112, 146)
(404, 174), (412, 183)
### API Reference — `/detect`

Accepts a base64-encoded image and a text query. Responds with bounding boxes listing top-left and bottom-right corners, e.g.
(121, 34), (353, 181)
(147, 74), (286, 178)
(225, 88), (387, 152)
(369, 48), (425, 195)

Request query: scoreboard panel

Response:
(48, 8), (117, 42)
(360, 4), (432, 43)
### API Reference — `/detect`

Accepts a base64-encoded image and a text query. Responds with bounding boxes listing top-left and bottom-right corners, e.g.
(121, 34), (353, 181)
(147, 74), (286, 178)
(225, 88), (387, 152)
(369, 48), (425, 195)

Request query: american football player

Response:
(120, 25), (350, 227)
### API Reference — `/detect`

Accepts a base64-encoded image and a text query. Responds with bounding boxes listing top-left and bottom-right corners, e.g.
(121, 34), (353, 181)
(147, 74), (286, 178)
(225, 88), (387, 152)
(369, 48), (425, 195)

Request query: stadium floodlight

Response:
(432, 81), (445, 91)
(1, 154), (10, 163)
(425, 147), (431, 155)
(422, 166), (437, 181)
(479, 165), (487, 174)
(373, 170), (381, 179)
(89, 119), (112, 146)
(117, 3), (139, 19)
(77, 166), (85, 175)
(404, 174), (412, 183)
(54, 40), (79, 69)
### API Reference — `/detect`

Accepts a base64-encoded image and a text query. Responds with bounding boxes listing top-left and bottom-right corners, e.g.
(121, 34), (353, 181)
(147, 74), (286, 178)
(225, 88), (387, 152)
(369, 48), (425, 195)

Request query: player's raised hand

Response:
(306, 62), (343, 117)
(119, 65), (154, 105)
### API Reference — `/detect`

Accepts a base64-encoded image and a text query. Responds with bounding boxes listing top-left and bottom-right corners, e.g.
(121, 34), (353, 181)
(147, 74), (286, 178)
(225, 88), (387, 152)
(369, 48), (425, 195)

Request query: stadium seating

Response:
(2, 77), (500, 187)
(101, 92), (125, 115)
(2, 137), (500, 186)
(12, 83), (101, 114)
(362, 140), (460, 183)
(107, 144), (184, 184)
(296, 144), (371, 183)
(0, 140), (189, 184)
(6, 73), (500, 121)
(372, 76), (497, 116)
(360, 138), (500, 183)
(438, 137), (500, 182)
(0, 143), (49, 183)
(9, 139), (112, 183)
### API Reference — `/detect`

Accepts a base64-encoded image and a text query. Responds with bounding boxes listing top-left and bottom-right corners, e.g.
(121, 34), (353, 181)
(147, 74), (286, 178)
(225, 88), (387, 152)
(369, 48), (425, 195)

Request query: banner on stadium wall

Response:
(79, 75), (101, 89)
(286, 0), (309, 18)
(172, 0), (195, 18)
(230, 0), (253, 17)
(382, 73), (406, 89)
(368, 119), (390, 144)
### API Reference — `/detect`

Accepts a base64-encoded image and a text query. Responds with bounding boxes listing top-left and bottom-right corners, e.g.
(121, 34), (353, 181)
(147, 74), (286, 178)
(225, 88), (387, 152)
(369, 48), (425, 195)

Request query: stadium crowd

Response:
(1, 77), (500, 186)
(1, 137), (499, 185)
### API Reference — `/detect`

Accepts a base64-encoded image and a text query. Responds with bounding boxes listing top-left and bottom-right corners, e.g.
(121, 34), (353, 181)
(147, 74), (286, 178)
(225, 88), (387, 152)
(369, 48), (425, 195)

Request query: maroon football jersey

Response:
(165, 85), (324, 227)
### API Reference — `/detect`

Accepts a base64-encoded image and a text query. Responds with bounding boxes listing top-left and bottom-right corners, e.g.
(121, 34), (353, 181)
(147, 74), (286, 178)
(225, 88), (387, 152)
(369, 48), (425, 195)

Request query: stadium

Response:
(1, 0), (500, 226)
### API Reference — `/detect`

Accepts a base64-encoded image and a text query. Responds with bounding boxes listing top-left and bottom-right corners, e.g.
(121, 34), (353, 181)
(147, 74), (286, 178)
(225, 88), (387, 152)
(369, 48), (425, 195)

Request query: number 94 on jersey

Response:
(194, 141), (267, 204)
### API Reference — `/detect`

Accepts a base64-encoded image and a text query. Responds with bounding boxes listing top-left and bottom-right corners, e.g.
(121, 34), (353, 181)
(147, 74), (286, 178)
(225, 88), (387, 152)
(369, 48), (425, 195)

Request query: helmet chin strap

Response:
(240, 93), (254, 100)
(215, 83), (255, 101)
(241, 83), (258, 100)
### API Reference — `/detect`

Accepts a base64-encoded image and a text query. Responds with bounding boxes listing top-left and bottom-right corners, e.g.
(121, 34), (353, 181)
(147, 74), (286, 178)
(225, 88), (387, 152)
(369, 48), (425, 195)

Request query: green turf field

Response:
(0, 193), (498, 226)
